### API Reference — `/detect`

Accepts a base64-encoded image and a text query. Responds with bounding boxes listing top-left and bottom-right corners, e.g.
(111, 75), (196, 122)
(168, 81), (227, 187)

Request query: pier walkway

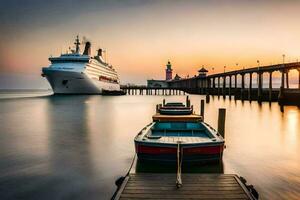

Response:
(113, 173), (257, 200)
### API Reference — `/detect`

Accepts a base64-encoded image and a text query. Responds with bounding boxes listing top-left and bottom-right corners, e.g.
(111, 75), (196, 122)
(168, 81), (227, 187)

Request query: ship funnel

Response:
(83, 41), (91, 55)
(97, 48), (103, 57)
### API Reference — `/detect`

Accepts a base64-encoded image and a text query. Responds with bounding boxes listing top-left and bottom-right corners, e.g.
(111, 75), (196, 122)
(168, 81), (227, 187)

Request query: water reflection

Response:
(0, 92), (299, 199)
(46, 95), (94, 176)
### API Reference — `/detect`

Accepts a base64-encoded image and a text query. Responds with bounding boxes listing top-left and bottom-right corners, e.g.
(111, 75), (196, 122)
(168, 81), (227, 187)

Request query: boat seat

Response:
(151, 129), (210, 137)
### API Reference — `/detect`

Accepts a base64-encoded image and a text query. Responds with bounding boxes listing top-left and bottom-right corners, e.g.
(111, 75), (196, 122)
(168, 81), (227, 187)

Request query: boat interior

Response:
(148, 122), (214, 139)
(164, 102), (185, 107)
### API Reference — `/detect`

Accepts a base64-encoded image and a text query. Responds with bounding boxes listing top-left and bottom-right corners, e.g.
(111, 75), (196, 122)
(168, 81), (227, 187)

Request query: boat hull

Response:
(135, 142), (224, 163)
(42, 69), (120, 94)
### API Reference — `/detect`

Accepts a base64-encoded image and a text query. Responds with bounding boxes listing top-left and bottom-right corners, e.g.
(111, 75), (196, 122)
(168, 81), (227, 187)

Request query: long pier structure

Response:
(122, 62), (300, 105)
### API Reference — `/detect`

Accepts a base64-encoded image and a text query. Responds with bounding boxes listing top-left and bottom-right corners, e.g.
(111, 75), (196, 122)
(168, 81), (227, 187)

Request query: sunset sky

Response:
(1, 0), (300, 89)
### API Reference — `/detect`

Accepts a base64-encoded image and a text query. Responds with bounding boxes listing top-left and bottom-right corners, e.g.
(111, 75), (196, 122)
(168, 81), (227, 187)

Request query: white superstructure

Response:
(42, 36), (120, 94)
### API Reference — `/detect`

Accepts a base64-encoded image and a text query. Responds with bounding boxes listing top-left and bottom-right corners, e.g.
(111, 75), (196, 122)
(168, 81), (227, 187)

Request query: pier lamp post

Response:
(224, 66), (226, 73)
(257, 60), (260, 85)
(282, 54), (285, 64)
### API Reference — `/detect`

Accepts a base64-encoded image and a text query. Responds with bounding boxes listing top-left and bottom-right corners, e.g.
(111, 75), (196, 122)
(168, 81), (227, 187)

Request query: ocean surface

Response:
(0, 90), (299, 200)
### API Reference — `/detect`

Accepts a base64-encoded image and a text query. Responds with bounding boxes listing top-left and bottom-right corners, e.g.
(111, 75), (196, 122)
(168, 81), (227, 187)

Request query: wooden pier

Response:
(113, 173), (257, 200)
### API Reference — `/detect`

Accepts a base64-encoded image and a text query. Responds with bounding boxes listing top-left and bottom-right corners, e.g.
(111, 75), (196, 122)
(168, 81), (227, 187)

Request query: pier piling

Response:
(218, 108), (226, 138)
(200, 100), (205, 120)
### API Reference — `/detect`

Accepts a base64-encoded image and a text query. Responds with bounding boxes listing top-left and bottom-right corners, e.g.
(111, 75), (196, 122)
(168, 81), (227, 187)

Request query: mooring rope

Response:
(176, 141), (183, 188)
(126, 153), (136, 176)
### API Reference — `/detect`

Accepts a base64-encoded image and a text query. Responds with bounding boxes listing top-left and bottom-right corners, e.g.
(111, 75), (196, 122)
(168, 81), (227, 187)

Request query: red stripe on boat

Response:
(136, 144), (224, 155)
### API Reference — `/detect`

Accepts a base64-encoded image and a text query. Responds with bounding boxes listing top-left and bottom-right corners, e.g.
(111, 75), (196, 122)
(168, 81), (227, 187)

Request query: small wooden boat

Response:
(134, 97), (225, 163)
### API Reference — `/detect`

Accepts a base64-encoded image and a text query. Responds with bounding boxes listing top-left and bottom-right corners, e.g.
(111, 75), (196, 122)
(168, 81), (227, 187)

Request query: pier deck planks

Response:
(114, 173), (255, 200)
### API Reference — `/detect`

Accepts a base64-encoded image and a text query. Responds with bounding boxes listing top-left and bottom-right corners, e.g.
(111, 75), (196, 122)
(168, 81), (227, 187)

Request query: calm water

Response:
(0, 91), (299, 200)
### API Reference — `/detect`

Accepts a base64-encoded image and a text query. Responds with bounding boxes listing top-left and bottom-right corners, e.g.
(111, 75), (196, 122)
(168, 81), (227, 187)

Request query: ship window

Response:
(62, 80), (68, 85)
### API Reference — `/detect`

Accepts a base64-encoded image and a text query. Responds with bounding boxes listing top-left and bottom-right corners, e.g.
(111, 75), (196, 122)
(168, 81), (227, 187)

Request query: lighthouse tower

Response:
(165, 60), (173, 80)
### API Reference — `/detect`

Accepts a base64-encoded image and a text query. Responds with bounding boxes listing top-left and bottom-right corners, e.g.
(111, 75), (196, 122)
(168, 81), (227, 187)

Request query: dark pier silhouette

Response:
(121, 86), (186, 96)
(122, 62), (300, 105)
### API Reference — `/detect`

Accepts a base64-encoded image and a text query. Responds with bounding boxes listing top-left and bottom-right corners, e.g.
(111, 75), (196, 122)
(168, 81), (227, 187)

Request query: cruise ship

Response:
(42, 36), (121, 94)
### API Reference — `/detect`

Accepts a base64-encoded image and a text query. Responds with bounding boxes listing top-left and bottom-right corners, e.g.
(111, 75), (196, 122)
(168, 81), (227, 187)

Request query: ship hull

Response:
(42, 69), (120, 94)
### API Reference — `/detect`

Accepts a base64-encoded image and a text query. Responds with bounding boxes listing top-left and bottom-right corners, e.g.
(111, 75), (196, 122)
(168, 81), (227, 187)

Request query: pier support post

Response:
(234, 74), (237, 89)
(281, 70), (285, 89)
(279, 70), (285, 102)
(229, 76), (232, 99)
(234, 74), (237, 98)
(269, 72), (273, 102)
(207, 78), (211, 90)
(241, 73), (245, 100)
(222, 76), (226, 98)
(218, 108), (226, 138)
(298, 69), (300, 89)
(212, 78), (216, 94)
(200, 100), (205, 121)
(206, 93), (210, 103)
(217, 77), (220, 96)
(248, 73), (252, 100)
(286, 70), (289, 89)
(258, 72), (263, 102)
(186, 96), (190, 107)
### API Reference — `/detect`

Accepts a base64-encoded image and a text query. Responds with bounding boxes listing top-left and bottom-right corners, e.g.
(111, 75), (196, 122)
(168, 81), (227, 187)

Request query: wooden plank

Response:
(120, 198), (247, 200)
(123, 189), (245, 194)
(114, 173), (255, 200)
(128, 177), (236, 182)
(129, 173), (236, 177)
(128, 181), (238, 184)
(125, 186), (243, 191)
(120, 193), (248, 199)
(126, 183), (240, 187)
